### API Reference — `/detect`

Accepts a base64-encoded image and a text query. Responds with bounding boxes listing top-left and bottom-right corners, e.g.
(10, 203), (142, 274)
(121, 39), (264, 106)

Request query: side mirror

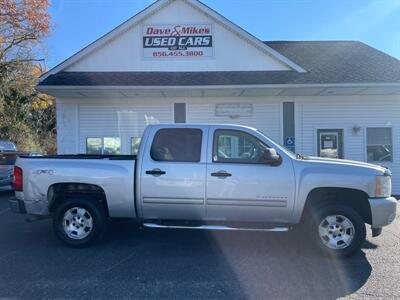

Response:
(260, 148), (281, 165)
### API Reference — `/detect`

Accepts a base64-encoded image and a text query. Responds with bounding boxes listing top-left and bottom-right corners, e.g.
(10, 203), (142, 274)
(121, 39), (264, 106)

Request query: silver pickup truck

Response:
(10, 124), (397, 257)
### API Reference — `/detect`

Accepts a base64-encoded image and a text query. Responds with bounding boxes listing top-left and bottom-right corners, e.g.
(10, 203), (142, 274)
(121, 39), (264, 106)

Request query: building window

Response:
(131, 137), (141, 155)
(367, 128), (392, 162)
(174, 103), (186, 123)
(150, 128), (202, 162)
(86, 137), (121, 155)
(86, 138), (102, 154)
(213, 129), (268, 164)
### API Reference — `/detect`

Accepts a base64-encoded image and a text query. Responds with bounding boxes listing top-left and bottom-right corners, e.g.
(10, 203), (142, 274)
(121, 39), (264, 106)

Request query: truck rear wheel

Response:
(309, 204), (366, 257)
(53, 197), (108, 247)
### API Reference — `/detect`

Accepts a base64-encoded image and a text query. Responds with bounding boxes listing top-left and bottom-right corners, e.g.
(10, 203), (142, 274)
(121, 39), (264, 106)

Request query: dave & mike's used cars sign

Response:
(143, 24), (213, 58)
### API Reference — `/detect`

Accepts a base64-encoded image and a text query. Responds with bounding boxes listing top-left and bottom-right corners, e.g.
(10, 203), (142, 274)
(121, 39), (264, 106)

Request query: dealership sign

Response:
(143, 24), (213, 58)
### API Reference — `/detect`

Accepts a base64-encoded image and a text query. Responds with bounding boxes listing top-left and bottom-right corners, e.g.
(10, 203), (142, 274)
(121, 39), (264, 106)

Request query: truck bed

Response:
(14, 155), (137, 218)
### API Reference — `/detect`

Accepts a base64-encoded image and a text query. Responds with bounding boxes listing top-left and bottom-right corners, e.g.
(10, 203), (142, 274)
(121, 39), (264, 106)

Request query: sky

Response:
(44, 0), (400, 69)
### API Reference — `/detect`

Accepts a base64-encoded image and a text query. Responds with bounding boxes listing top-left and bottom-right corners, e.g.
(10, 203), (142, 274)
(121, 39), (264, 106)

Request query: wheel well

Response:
(302, 187), (372, 225)
(48, 183), (109, 216)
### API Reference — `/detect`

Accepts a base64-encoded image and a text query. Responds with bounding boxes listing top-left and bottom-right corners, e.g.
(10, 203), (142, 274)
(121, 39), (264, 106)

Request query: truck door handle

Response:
(211, 171), (232, 178)
(146, 169), (166, 176)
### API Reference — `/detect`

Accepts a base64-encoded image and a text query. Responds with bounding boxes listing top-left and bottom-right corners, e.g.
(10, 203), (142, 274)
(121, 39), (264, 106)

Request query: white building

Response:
(38, 0), (400, 194)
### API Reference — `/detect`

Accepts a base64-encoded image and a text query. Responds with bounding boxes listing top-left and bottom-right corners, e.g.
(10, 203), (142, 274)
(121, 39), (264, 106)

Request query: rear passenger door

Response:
(140, 126), (208, 220)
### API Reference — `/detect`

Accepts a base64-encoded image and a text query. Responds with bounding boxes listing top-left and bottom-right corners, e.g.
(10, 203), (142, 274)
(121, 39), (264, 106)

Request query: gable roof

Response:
(40, 0), (305, 82)
(39, 41), (400, 87)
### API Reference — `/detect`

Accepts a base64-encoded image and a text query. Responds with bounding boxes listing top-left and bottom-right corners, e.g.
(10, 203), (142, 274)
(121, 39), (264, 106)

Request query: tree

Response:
(0, 0), (54, 154)
(0, 65), (56, 153)
(0, 0), (50, 78)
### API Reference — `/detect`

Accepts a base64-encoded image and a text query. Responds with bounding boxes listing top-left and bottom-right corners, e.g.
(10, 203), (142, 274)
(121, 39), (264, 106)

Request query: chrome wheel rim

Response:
(318, 215), (355, 250)
(62, 207), (93, 240)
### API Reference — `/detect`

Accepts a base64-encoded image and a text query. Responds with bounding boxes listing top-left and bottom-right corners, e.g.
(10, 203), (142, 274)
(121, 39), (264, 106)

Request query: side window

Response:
(213, 130), (268, 164)
(150, 128), (202, 162)
(367, 128), (392, 162)
(86, 137), (121, 155)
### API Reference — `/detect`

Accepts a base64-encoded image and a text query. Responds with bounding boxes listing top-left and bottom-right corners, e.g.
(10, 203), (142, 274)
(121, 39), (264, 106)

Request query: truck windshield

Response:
(0, 141), (17, 152)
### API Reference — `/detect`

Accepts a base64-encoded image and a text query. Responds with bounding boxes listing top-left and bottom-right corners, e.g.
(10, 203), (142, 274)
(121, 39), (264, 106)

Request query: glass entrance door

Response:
(317, 129), (343, 159)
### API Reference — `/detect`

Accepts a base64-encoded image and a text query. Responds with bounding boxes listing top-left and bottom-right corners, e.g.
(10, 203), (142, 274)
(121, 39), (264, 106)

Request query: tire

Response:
(53, 197), (108, 248)
(307, 204), (366, 258)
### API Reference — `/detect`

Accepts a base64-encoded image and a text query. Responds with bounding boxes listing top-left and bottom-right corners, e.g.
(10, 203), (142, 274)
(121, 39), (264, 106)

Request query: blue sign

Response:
(284, 137), (295, 147)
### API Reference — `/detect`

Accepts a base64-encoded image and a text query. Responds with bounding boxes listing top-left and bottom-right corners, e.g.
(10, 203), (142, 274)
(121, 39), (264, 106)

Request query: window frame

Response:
(85, 137), (121, 155)
(366, 127), (393, 163)
(212, 129), (272, 164)
(150, 128), (203, 163)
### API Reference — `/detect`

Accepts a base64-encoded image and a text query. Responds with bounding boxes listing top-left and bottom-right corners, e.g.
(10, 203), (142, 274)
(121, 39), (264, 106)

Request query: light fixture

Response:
(352, 125), (361, 136)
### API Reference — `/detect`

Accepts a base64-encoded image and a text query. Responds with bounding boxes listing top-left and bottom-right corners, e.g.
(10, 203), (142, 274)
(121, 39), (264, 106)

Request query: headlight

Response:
(375, 175), (391, 198)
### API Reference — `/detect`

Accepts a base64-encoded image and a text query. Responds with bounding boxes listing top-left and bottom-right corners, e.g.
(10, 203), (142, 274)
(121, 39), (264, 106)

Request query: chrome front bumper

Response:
(369, 197), (398, 228)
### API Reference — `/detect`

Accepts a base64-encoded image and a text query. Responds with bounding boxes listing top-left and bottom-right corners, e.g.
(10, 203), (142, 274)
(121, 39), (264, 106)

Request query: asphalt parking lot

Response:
(0, 190), (399, 299)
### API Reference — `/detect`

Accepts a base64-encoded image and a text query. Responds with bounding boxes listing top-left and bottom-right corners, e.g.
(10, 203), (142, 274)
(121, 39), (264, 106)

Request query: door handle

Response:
(211, 171), (232, 178)
(146, 169), (166, 176)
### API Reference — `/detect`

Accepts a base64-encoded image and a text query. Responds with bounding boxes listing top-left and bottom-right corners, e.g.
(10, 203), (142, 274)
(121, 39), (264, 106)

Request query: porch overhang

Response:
(38, 83), (400, 98)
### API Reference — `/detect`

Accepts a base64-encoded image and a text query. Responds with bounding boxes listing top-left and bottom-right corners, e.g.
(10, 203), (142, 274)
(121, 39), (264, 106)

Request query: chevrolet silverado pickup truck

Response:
(10, 124), (397, 257)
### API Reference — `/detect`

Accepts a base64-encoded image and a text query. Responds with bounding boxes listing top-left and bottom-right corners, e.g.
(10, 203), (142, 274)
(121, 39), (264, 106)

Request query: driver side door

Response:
(206, 127), (295, 223)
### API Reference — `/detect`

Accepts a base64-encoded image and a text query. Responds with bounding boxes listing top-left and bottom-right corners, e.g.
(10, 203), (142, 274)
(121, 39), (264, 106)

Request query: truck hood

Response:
(301, 156), (389, 175)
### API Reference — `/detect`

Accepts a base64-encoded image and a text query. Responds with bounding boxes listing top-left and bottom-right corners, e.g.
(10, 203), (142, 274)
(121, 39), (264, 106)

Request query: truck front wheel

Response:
(53, 197), (108, 247)
(309, 204), (366, 257)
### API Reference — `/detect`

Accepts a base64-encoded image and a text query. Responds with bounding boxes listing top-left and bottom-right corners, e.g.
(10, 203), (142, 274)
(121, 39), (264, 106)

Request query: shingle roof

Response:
(39, 41), (400, 87)
(266, 41), (400, 84)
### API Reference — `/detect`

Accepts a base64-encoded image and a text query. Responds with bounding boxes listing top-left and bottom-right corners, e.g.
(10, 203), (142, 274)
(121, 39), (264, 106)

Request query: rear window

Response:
(0, 141), (17, 152)
(150, 128), (202, 162)
(0, 154), (17, 166)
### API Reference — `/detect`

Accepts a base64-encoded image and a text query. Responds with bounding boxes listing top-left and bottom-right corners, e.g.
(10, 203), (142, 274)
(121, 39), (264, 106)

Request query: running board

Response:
(142, 223), (289, 232)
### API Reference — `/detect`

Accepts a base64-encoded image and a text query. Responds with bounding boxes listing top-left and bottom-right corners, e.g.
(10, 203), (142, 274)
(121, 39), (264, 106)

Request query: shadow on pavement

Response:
(0, 193), (372, 299)
(362, 239), (378, 249)
(102, 220), (372, 299)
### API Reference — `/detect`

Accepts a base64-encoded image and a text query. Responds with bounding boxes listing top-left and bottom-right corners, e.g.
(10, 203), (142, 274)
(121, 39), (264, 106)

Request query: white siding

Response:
(78, 100), (172, 154)
(295, 95), (400, 194)
(187, 97), (282, 141)
(56, 94), (400, 194)
(57, 96), (284, 154)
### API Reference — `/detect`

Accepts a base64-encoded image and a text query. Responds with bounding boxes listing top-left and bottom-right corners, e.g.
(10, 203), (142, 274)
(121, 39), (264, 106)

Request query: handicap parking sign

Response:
(285, 137), (295, 147)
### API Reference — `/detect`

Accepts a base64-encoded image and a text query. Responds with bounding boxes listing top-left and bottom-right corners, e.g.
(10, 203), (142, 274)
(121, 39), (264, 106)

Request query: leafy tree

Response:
(0, 65), (56, 153)
(0, 1), (54, 154)
(0, 0), (50, 78)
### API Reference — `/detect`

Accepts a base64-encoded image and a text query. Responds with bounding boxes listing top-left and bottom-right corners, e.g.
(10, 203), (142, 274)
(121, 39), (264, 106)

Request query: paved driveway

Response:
(0, 190), (398, 299)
